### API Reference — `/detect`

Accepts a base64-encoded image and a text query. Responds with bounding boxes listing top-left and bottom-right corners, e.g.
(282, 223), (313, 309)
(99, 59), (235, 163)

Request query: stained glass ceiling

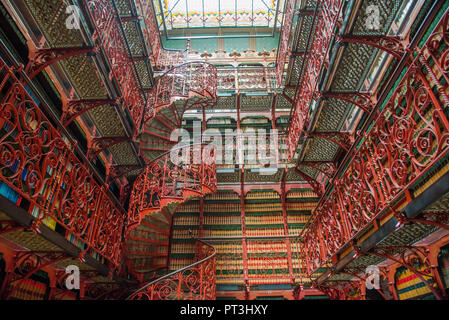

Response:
(154, 0), (284, 30)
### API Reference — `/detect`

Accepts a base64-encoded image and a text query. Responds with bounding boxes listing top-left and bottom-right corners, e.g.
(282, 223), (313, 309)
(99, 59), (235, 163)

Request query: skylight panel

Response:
(157, 0), (280, 30)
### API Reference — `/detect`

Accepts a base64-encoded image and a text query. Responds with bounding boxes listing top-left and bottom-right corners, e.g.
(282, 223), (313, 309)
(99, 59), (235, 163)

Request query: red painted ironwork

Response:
(134, 0), (186, 71)
(286, 0), (345, 159)
(216, 66), (277, 93)
(87, 136), (132, 160)
(105, 164), (142, 185)
(4, 251), (68, 300)
(276, 0), (296, 85)
(142, 62), (217, 127)
(84, 0), (146, 133)
(25, 41), (98, 80)
(127, 146), (217, 231)
(319, 91), (377, 114)
(337, 34), (409, 60)
(127, 239), (216, 300)
(0, 56), (125, 268)
(301, 9), (449, 276)
(0, 220), (25, 235)
(61, 98), (118, 126)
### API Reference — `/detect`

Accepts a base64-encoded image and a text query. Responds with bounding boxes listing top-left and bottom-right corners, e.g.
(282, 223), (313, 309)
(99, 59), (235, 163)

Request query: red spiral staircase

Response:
(126, 239), (216, 300)
(138, 62), (217, 163)
(124, 62), (218, 286)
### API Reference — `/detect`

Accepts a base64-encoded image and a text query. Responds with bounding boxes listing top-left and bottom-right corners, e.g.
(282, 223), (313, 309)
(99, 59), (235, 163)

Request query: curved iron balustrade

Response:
(124, 144), (216, 281)
(139, 62), (217, 163)
(126, 239), (216, 300)
(127, 145), (217, 231)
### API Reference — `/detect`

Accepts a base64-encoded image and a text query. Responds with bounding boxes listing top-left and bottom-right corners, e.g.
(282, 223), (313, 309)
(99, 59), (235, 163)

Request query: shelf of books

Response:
(203, 191), (242, 238)
(244, 190), (290, 285)
(206, 117), (237, 130)
(245, 190), (284, 237)
(169, 200), (200, 271)
(286, 188), (319, 282)
(241, 117), (271, 129)
(0, 92), (125, 269)
(247, 239), (291, 285)
(214, 240), (244, 285)
(285, 188), (318, 236)
(8, 270), (49, 300)
(395, 265), (437, 300)
(204, 192), (243, 285)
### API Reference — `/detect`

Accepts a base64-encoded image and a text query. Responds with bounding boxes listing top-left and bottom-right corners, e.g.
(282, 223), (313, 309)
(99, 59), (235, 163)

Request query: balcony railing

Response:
(216, 67), (278, 94)
(85, 0), (147, 134)
(127, 145), (217, 231)
(0, 52), (125, 269)
(126, 239), (216, 300)
(142, 62), (217, 126)
(300, 8), (449, 276)
(286, 0), (345, 159)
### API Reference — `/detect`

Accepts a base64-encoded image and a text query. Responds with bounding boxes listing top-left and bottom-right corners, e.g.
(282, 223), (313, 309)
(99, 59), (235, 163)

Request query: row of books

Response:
(202, 229), (243, 237)
(245, 206), (283, 213)
(216, 279), (245, 285)
(0, 181), (22, 205)
(396, 266), (434, 300)
(246, 229), (285, 237)
(203, 216), (242, 225)
(286, 190), (319, 199)
(130, 228), (169, 242)
(173, 215), (199, 225)
(287, 225), (305, 234)
(172, 229), (199, 239)
(170, 246), (196, 255)
(287, 215), (310, 224)
(9, 279), (47, 300)
(248, 278), (292, 284)
(205, 192), (240, 201)
(245, 216), (285, 224)
(205, 203), (241, 211)
(246, 192), (280, 199)
(286, 202), (318, 211)
(247, 243), (288, 251)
